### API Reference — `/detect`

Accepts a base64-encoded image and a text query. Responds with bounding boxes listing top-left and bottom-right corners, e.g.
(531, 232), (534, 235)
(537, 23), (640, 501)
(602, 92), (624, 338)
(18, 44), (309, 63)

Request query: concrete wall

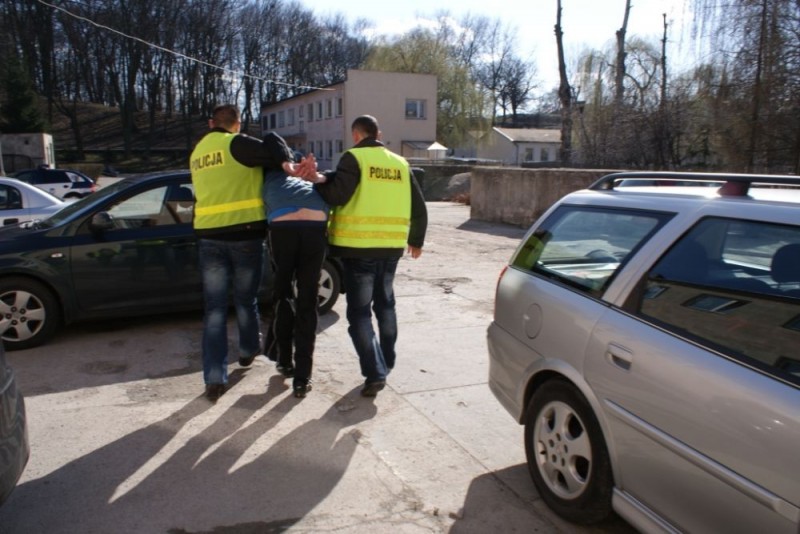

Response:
(1, 133), (55, 173)
(470, 167), (615, 228)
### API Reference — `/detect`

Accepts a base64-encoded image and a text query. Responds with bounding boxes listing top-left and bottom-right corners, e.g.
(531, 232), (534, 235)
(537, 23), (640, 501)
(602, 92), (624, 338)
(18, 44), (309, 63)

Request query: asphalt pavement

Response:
(0, 202), (635, 533)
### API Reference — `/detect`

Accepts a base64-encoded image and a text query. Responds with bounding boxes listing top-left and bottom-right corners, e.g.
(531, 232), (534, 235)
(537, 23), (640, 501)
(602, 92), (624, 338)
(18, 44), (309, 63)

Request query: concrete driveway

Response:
(0, 202), (634, 533)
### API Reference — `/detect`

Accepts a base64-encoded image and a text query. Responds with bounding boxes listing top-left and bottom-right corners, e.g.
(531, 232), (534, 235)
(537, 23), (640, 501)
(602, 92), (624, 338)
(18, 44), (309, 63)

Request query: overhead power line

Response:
(35, 0), (332, 92)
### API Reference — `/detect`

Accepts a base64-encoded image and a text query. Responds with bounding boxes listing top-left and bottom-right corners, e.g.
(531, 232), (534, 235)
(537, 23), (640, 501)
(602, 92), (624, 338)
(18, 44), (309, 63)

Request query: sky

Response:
(298, 0), (695, 91)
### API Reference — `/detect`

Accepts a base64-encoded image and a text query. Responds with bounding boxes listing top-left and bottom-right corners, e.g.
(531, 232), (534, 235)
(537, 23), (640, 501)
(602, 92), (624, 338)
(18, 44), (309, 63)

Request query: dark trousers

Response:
(342, 257), (399, 383)
(268, 223), (327, 382)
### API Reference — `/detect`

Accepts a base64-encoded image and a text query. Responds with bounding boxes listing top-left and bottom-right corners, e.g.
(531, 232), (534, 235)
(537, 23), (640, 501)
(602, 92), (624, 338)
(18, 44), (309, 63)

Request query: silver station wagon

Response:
(487, 172), (800, 533)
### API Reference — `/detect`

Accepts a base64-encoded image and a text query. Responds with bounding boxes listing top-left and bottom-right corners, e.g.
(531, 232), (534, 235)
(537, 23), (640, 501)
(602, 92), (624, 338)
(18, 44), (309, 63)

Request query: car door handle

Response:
(3, 218), (19, 226)
(606, 343), (633, 371)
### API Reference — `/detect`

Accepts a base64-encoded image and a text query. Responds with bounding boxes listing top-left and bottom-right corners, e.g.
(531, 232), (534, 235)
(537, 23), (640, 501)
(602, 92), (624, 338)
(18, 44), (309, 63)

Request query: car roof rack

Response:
(589, 171), (800, 197)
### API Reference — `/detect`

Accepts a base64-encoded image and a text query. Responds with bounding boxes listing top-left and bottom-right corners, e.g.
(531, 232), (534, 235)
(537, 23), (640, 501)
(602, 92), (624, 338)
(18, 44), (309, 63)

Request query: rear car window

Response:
(66, 172), (92, 184)
(634, 217), (800, 386)
(38, 171), (67, 184)
(512, 206), (671, 296)
(13, 171), (33, 183)
(0, 185), (22, 210)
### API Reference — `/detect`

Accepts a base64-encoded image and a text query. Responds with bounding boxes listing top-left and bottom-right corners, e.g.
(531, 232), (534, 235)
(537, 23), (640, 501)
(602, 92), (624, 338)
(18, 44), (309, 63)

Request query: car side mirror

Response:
(90, 211), (115, 232)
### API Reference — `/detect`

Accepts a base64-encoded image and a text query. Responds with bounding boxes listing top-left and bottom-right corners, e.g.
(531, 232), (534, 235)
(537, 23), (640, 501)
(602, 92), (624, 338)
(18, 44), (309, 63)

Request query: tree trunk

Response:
(746, 0), (768, 172)
(555, 0), (573, 166)
(659, 13), (673, 169)
(615, 0), (632, 107)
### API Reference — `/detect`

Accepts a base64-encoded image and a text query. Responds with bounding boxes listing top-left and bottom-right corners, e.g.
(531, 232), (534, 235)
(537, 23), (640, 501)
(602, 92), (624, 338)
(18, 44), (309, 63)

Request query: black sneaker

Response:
(276, 363), (295, 378)
(239, 352), (260, 367)
(360, 381), (386, 397)
(205, 383), (226, 402)
(293, 380), (312, 398)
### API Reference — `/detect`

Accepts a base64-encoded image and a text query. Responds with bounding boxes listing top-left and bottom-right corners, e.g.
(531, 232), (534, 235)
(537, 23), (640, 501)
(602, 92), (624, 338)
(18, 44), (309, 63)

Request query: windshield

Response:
(36, 178), (137, 228)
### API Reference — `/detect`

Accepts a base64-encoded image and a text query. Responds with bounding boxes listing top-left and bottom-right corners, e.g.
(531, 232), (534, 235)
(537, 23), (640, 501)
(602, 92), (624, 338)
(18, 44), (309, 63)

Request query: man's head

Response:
(209, 104), (241, 133)
(351, 115), (380, 144)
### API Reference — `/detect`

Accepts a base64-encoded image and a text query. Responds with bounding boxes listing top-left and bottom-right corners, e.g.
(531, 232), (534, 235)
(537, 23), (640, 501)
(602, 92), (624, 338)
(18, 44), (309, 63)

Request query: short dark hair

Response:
(211, 104), (240, 130)
(351, 115), (379, 139)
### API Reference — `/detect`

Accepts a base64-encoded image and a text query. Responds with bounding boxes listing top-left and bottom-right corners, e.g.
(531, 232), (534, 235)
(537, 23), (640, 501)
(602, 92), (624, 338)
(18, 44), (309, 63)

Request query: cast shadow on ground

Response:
(0, 379), (377, 533)
(11, 308), (343, 397)
(450, 464), (636, 534)
(457, 219), (528, 239)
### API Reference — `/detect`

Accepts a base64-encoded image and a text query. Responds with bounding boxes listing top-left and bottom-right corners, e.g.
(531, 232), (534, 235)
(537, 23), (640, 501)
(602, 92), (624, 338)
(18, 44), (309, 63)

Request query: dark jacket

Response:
(314, 137), (428, 259)
(192, 128), (271, 240)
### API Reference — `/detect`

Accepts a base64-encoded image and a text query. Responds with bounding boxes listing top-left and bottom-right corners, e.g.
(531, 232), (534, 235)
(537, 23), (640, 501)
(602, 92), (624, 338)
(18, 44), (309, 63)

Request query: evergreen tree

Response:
(1, 57), (46, 133)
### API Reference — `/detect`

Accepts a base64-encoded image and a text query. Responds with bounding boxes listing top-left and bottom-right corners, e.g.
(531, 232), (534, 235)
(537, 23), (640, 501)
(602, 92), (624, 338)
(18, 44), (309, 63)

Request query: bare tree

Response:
(615, 0), (632, 107)
(555, 0), (574, 166)
(692, 0), (800, 172)
(498, 57), (537, 124)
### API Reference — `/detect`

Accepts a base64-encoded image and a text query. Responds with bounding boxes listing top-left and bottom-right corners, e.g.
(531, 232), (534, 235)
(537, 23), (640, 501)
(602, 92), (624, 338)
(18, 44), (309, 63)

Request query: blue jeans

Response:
(342, 257), (399, 383)
(199, 238), (264, 385)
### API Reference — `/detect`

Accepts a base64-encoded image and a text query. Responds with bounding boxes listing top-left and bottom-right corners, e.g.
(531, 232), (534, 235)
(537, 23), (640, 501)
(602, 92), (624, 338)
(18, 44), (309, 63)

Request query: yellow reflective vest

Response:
(328, 146), (411, 249)
(190, 131), (264, 231)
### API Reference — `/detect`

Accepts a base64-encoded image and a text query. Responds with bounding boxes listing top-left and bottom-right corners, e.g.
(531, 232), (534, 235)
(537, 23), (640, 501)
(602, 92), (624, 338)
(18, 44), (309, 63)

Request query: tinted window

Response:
(99, 184), (193, 229)
(13, 171), (33, 183)
(634, 217), (800, 385)
(104, 186), (167, 228)
(512, 206), (670, 296)
(0, 185), (22, 210)
(37, 171), (67, 184)
(66, 172), (91, 184)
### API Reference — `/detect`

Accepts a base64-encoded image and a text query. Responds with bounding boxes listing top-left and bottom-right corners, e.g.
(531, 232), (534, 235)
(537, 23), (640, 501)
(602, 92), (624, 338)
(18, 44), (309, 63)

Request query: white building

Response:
(0, 133), (56, 174)
(478, 127), (561, 166)
(260, 69), (438, 170)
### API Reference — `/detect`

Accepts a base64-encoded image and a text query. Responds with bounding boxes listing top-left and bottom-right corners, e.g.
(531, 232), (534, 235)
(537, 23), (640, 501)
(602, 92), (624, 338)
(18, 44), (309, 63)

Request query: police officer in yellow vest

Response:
(190, 104), (270, 401)
(307, 115), (428, 397)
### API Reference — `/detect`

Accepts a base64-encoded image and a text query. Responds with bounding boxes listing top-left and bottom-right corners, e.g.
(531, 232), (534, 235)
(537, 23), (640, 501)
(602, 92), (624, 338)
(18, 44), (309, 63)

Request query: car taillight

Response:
(493, 265), (509, 317)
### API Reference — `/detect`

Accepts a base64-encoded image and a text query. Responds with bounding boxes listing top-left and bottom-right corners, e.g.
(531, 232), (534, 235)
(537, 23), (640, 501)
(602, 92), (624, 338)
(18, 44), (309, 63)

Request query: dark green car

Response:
(0, 171), (342, 350)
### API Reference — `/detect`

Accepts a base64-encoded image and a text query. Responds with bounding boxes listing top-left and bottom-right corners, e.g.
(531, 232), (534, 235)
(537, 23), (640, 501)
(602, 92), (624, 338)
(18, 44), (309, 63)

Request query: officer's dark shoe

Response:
(205, 383), (226, 402)
(360, 380), (386, 397)
(239, 352), (261, 367)
(293, 379), (312, 398)
(276, 363), (295, 378)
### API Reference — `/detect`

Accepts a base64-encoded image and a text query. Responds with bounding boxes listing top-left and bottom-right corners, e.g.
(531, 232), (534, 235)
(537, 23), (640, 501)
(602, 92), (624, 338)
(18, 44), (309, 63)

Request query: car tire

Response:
(317, 259), (341, 315)
(0, 277), (61, 351)
(524, 379), (613, 525)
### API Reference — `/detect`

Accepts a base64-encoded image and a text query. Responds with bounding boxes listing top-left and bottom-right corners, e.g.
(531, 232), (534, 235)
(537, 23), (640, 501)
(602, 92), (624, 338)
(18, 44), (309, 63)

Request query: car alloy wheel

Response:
(316, 259), (341, 314)
(0, 277), (61, 350)
(524, 380), (613, 524)
(533, 399), (592, 499)
(291, 259), (341, 315)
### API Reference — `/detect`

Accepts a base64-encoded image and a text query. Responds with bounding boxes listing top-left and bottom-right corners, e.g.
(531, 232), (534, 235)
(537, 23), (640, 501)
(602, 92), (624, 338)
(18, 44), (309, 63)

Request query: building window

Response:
(307, 103), (314, 121)
(405, 99), (426, 119)
(336, 98), (343, 116)
(299, 121), (304, 133)
(316, 140), (323, 157)
(524, 148), (534, 162)
(317, 101), (323, 121)
(335, 139), (343, 154)
(261, 115), (269, 132)
(269, 113), (277, 129)
(326, 140), (333, 159)
(326, 99), (333, 118)
(540, 148), (550, 162)
(298, 105), (304, 118)
(287, 108), (294, 127)
(278, 110), (285, 128)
